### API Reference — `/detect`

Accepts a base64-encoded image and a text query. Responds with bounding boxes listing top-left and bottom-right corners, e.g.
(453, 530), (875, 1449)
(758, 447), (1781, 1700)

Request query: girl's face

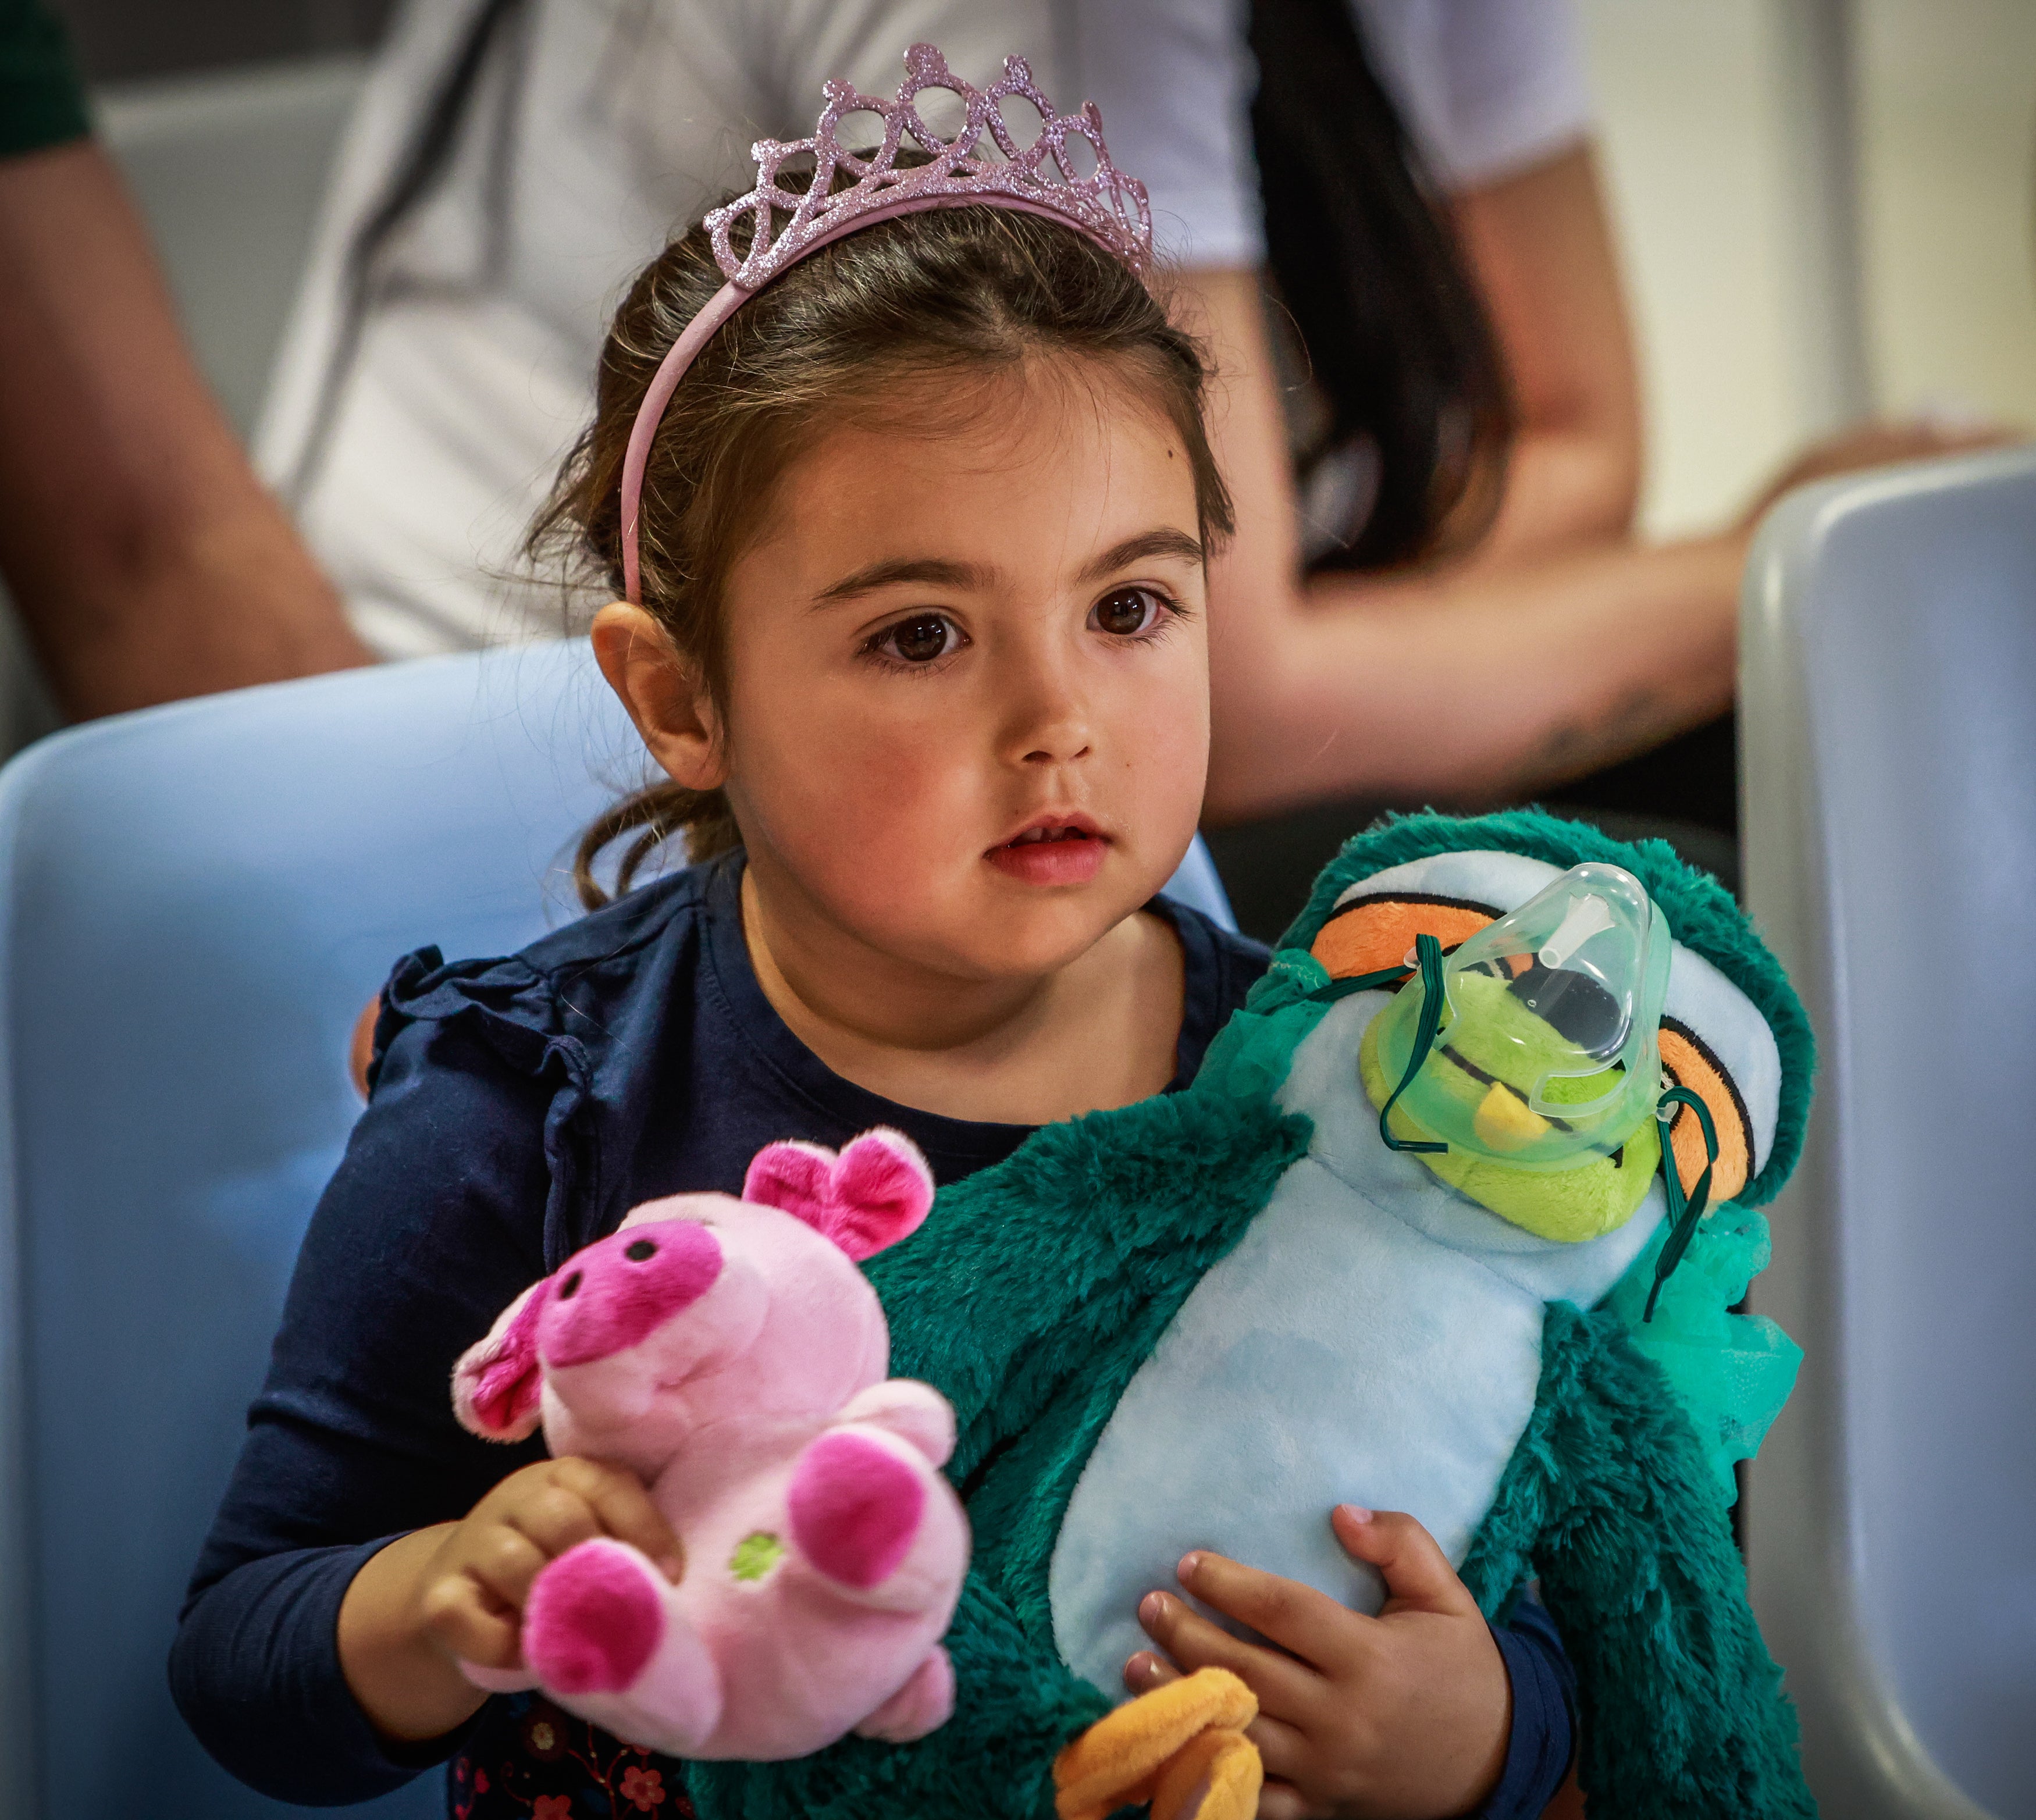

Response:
(699, 359), (1210, 982)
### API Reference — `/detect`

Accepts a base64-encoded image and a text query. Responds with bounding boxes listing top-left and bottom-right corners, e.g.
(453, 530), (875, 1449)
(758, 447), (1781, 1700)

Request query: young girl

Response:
(173, 48), (1572, 1820)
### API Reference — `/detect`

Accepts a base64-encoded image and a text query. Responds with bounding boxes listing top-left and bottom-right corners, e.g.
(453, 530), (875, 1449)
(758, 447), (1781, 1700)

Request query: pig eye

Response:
(624, 1240), (656, 1262)
(558, 1270), (583, 1299)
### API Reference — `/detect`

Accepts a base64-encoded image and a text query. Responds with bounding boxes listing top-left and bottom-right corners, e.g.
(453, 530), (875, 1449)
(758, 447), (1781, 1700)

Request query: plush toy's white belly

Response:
(1049, 994), (1664, 1700)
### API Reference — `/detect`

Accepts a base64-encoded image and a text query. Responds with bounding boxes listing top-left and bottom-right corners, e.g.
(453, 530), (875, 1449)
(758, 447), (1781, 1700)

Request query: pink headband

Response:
(618, 43), (1154, 605)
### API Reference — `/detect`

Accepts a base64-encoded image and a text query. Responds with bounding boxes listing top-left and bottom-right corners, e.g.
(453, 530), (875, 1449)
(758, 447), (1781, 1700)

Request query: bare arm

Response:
(1194, 144), (2003, 818)
(336, 1525), (483, 1744)
(1193, 255), (1736, 815)
(0, 139), (371, 720)
(1446, 146), (1641, 567)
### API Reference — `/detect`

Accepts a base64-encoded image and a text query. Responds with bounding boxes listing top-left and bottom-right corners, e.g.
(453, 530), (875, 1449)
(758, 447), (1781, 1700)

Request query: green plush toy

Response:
(689, 811), (1817, 1820)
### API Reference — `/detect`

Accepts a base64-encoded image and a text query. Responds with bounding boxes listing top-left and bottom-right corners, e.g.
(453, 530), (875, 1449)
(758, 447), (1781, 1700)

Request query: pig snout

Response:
(539, 1221), (723, 1369)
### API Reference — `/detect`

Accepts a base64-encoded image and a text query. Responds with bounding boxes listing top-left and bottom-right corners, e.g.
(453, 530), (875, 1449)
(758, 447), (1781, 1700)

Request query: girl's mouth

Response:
(986, 818), (1108, 886)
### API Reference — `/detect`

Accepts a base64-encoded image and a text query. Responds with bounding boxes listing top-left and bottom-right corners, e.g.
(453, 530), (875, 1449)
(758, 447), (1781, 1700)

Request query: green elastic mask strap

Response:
(1298, 943), (1446, 1153)
(1304, 962), (1416, 1005)
(1643, 1085), (1720, 1323)
(1377, 932), (1449, 1155)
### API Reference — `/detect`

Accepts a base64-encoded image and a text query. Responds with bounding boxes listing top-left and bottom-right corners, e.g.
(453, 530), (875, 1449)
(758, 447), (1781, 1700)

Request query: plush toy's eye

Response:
(1310, 892), (1498, 980)
(625, 1239), (657, 1262)
(1659, 1018), (1756, 1203)
(557, 1269), (583, 1299)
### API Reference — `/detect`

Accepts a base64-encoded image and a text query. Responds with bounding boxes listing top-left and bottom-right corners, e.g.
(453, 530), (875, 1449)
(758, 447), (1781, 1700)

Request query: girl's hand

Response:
(337, 1457), (682, 1743)
(415, 1456), (684, 1671)
(1124, 1506), (1508, 1820)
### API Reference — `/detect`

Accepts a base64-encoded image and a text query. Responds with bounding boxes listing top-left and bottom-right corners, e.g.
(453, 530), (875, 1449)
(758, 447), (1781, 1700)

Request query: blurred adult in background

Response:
(255, 0), (1050, 658)
(2, 0), (1996, 924)
(0, 0), (371, 718)
(262, 0), (1998, 929)
(1109, 0), (1999, 925)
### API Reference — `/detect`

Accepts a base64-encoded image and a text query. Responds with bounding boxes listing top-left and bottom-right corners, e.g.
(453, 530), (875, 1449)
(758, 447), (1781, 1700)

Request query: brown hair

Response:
(532, 177), (1233, 910)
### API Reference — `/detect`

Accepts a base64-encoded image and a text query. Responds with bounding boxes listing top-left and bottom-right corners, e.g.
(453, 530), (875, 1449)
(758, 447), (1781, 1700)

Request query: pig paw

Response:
(787, 1430), (925, 1591)
(524, 1538), (665, 1696)
(837, 1380), (956, 1466)
(854, 1644), (955, 1742)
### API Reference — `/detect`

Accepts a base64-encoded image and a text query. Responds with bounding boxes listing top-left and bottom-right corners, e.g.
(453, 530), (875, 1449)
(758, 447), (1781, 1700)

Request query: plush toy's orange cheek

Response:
(1310, 897), (1497, 979)
(1659, 1023), (1753, 1202)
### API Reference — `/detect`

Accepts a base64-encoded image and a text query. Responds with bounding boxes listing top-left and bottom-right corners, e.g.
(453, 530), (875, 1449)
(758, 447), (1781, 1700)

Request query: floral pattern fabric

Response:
(451, 1693), (696, 1820)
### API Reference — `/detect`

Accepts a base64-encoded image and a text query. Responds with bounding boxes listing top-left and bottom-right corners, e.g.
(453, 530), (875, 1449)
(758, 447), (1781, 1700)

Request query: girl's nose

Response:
(998, 651), (1093, 768)
(1019, 722), (1092, 765)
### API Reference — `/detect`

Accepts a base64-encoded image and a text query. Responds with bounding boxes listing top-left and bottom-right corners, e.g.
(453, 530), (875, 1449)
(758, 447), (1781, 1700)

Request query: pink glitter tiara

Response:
(620, 42), (1154, 604)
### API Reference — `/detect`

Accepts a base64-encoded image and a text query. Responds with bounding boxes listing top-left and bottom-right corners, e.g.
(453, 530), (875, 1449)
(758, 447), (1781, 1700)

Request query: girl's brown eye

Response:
(1091, 587), (1163, 637)
(878, 613), (958, 664)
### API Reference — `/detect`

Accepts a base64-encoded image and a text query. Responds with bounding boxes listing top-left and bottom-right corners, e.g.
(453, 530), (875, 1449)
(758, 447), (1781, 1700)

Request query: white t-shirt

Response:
(261, 0), (1590, 654)
(1075, 0), (1594, 268)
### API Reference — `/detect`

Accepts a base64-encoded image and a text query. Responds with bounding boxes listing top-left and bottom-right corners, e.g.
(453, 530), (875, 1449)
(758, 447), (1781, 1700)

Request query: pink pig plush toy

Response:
(449, 1128), (969, 1760)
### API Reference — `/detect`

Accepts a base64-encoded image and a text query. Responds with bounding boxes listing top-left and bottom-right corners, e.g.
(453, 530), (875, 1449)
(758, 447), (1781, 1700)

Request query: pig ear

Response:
(453, 1282), (547, 1442)
(744, 1128), (934, 1262)
(742, 1141), (837, 1228)
(830, 1128), (935, 1259)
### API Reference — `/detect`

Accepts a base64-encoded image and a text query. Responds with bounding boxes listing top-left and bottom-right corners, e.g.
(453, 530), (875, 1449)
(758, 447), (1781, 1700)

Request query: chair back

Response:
(0, 641), (643, 1818)
(0, 637), (1233, 1818)
(1740, 446), (2036, 1820)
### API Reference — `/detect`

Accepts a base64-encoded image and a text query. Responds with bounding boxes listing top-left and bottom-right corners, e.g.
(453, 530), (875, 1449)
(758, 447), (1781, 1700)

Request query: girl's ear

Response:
(453, 1282), (548, 1441)
(744, 1129), (935, 1262)
(591, 601), (727, 792)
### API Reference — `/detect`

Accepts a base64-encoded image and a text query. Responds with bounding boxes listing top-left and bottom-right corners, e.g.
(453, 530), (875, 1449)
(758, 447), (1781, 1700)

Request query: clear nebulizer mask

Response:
(1368, 863), (1674, 1171)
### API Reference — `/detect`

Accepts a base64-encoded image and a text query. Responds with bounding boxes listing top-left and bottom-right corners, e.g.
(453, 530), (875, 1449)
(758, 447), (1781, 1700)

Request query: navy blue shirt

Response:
(172, 854), (1572, 1816)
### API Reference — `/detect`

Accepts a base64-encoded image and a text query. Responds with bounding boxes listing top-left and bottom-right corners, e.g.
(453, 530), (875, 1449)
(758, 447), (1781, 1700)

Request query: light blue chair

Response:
(1740, 446), (2036, 1820)
(0, 637), (1233, 1819)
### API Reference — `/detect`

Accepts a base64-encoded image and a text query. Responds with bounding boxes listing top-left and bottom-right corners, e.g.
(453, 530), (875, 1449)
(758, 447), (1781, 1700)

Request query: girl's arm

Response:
(170, 1002), (564, 1804)
(336, 1525), (473, 1742)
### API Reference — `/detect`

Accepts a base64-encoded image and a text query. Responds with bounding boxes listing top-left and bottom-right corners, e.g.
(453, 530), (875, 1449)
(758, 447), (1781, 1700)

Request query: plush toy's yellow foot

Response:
(1053, 1668), (1260, 1820)
(1151, 1723), (1262, 1820)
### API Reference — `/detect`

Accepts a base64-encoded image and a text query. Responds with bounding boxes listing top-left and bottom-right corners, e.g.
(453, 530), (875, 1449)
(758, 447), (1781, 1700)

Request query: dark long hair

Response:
(1250, 0), (1514, 571)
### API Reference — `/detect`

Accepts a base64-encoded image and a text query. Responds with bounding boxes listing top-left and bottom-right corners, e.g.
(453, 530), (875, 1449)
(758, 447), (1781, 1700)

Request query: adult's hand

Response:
(0, 138), (372, 720)
(1733, 416), (2018, 535)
